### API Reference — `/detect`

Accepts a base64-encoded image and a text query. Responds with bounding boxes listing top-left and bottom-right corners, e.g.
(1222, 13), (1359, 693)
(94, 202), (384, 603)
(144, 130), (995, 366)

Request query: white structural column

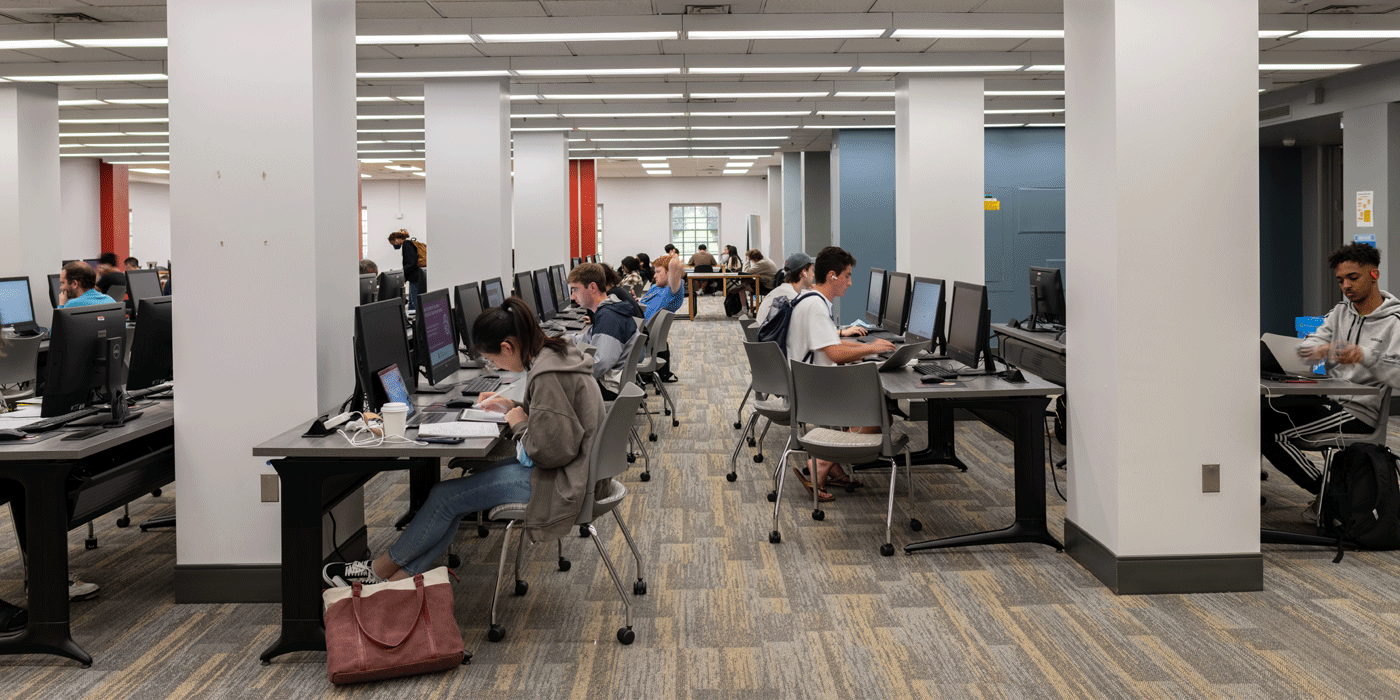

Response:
(169, 0), (358, 600)
(0, 84), (59, 327)
(1064, 0), (1260, 593)
(1342, 104), (1400, 280)
(781, 152), (802, 257)
(767, 165), (783, 262)
(512, 132), (569, 272)
(895, 75), (983, 283)
(426, 78), (512, 286)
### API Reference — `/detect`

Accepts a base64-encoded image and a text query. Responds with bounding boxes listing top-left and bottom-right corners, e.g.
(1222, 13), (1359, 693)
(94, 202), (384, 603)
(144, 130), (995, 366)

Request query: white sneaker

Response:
(1302, 499), (1320, 524)
(68, 573), (99, 602)
(322, 560), (386, 588)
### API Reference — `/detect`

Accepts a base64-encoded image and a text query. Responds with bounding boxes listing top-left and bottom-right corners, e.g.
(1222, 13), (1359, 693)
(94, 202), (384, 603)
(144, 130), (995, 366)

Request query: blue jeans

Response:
(388, 458), (532, 575)
(408, 278), (422, 312)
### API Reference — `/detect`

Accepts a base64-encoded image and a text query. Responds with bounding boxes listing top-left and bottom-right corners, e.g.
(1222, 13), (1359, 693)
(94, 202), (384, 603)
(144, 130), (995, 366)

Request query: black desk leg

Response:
(905, 402), (969, 471)
(0, 468), (92, 666)
(905, 397), (1063, 554)
(260, 459), (330, 664)
(1261, 529), (1340, 548)
(395, 462), (439, 530)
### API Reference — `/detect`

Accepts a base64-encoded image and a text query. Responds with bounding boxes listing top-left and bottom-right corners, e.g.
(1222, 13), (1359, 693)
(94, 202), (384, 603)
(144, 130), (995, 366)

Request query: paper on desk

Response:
(458, 408), (507, 423)
(0, 415), (35, 430)
(417, 421), (499, 439)
(2, 407), (41, 419)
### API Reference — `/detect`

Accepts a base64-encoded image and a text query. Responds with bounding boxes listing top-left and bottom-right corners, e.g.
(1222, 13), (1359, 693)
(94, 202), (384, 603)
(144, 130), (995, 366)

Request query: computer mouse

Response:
(446, 397), (475, 408)
(1001, 369), (1027, 383)
(0, 429), (27, 441)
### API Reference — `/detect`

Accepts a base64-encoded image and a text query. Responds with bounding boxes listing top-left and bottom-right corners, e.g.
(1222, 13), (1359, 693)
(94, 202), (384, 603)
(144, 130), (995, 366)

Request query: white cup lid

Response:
(381, 402), (408, 411)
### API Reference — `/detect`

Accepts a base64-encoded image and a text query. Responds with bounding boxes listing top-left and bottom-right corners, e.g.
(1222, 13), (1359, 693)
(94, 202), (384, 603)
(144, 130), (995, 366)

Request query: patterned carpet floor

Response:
(1, 296), (1398, 699)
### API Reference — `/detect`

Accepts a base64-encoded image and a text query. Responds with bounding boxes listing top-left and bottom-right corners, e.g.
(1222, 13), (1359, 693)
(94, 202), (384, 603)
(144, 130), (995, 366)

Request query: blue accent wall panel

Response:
(833, 129), (897, 324)
(1259, 147), (1303, 336)
(985, 128), (1066, 325)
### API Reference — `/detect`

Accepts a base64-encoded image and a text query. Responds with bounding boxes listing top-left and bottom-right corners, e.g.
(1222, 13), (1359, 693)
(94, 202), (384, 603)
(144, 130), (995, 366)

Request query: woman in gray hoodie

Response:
(323, 297), (606, 586)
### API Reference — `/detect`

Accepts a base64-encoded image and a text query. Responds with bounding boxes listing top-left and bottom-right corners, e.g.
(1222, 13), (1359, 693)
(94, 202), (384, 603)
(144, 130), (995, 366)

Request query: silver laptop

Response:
(1261, 333), (1319, 378)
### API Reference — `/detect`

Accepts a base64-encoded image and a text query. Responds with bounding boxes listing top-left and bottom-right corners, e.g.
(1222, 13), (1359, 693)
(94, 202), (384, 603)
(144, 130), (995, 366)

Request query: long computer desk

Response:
(682, 272), (760, 320)
(0, 400), (175, 667)
(879, 367), (1064, 554)
(992, 323), (1066, 386)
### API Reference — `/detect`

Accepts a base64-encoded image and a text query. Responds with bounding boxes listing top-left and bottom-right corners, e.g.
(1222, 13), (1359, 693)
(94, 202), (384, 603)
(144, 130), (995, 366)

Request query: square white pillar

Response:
(1342, 103), (1400, 281)
(512, 132), (569, 273)
(895, 75), (984, 284)
(169, 0), (357, 595)
(0, 84), (59, 327)
(767, 165), (783, 262)
(426, 78), (512, 286)
(1065, 0), (1261, 593)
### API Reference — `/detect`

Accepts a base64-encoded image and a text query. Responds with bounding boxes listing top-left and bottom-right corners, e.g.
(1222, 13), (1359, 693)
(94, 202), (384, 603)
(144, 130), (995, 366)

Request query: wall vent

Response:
(1260, 104), (1292, 122)
(685, 5), (731, 14)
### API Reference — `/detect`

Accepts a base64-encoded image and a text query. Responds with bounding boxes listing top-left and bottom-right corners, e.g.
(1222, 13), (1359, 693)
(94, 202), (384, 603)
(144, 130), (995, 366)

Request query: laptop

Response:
(378, 364), (456, 426)
(1261, 333), (1320, 380)
(875, 341), (931, 372)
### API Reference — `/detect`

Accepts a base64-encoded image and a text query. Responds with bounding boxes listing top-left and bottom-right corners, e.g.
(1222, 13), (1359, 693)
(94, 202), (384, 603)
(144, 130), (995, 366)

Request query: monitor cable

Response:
(1043, 413), (1066, 502)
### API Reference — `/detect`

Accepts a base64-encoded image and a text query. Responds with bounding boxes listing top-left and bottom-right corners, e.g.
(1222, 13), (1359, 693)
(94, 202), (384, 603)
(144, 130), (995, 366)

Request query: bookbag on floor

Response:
(1319, 442), (1400, 562)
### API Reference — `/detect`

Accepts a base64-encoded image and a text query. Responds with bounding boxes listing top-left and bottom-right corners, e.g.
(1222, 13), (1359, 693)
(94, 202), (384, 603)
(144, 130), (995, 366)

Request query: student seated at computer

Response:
(755, 252), (814, 323)
(58, 261), (116, 308)
(568, 263), (640, 401)
(619, 256), (647, 299)
(787, 246), (895, 501)
(1262, 243), (1400, 517)
(635, 253), (653, 286)
(598, 263), (642, 319)
(639, 254), (685, 382)
(359, 258), (378, 275)
(725, 248), (779, 318)
(324, 298), (605, 587)
(123, 256), (140, 271)
(94, 253), (126, 296)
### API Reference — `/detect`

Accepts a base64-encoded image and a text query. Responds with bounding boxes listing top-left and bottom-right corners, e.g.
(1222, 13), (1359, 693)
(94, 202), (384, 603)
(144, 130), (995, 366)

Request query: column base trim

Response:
(1065, 519), (1262, 595)
(174, 526), (368, 603)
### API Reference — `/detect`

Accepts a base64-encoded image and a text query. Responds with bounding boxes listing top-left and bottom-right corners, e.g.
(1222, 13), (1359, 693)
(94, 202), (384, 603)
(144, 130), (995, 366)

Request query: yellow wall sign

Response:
(984, 198), (1000, 211)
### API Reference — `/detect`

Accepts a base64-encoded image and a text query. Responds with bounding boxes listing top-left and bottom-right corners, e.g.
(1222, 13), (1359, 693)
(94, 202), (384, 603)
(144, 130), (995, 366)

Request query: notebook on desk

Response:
(1261, 333), (1321, 380)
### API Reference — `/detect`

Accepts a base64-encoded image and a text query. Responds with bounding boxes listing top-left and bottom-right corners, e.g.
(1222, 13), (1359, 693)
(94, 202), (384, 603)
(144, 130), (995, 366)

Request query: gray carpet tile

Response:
(1, 295), (1400, 698)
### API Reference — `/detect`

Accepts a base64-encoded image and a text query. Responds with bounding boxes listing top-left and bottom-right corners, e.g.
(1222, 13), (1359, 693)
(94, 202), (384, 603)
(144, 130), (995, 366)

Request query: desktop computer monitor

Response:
(947, 281), (993, 372)
(481, 277), (505, 308)
(865, 268), (887, 326)
(126, 296), (173, 391)
(882, 272), (911, 335)
(570, 257), (582, 269)
(549, 264), (570, 310)
(0, 276), (38, 335)
(358, 273), (378, 305)
(43, 302), (125, 417)
(905, 277), (947, 351)
(125, 268), (164, 319)
(413, 288), (460, 391)
(533, 268), (557, 321)
(1028, 266), (1066, 330)
(47, 274), (62, 309)
(353, 297), (415, 411)
(453, 282), (485, 363)
(513, 271), (541, 317)
(377, 270), (406, 302)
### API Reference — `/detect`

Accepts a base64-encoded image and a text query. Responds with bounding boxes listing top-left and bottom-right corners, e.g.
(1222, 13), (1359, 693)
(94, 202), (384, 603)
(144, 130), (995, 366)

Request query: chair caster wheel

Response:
(766, 492), (776, 502)
(663, 409), (671, 416)
(812, 509), (824, 521)
(617, 627), (635, 645)
(733, 421), (741, 429)
(627, 454), (636, 463)
(514, 580), (528, 596)
(725, 472), (737, 482)
(640, 472), (651, 482)
(880, 543), (895, 557)
(261, 660), (271, 666)
(845, 483), (856, 493)
(910, 518), (923, 532)
(116, 517), (130, 528)
(1261, 472), (1269, 481)
(769, 531), (781, 544)
(488, 625), (506, 642)
(152, 488), (162, 497)
(1261, 495), (1266, 506)
(85, 537), (97, 550)
(753, 454), (765, 464)
(447, 554), (461, 568)
(558, 558), (571, 572)
(633, 580), (647, 595)
(648, 433), (657, 442)
(478, 526), (489, 538)
(747, 438), (756, 447)
(671, 420), (679, 427)
(580, 525), (591, 538)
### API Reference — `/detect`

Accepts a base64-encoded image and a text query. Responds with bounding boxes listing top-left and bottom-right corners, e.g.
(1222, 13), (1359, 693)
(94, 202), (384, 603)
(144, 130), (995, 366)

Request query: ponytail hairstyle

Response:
(472, 296), (567, 369)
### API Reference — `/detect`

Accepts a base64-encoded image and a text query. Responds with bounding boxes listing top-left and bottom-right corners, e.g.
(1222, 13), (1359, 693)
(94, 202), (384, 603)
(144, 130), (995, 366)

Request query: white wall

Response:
(130, 180), (171, 267)
(60, 157), (100, 261)
(596, 175), (768, 266)
(361, 178), (426, 272)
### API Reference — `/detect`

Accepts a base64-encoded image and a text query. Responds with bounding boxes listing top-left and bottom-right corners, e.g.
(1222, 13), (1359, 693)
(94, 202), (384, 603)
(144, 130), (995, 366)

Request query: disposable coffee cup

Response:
(380, 402), (408, 438)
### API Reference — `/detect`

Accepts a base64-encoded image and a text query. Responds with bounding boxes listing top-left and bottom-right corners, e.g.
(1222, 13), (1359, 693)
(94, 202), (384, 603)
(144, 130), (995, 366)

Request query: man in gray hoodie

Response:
(1263, 243), (1400, 504)
(569, 263), (640, 400)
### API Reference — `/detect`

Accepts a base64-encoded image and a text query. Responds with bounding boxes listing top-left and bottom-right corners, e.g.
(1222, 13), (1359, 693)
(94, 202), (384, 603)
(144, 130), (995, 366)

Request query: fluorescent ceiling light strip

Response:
(687, 66), (851, 74)
(60, 152), (139, 157)
(596, 146), (689, 150)
(359, 159), (395, 163)
(398, 96), (426, 102)
(691, 136), (786, 141)
(801, 123), (892, 129)
(1026, 65), (1064, 71)
(512, 126), (574, 131)
(516, 68), (681, 76)
(817, 110), (895, 116)
(1260, 63), (1360, 70)
(985, 90), (1065, 96)
(128, 131), (168, 136)
(109, 160), (167, 165)
(357, 71), (511, 79)
(68, 38), (167, 48)
(69, 142), (167, 148)
(893, 29), (1062, 39)
(357, 128), (425, 133)
(691, 146), (777, 150)
(1025, 123), (1064, 127)
(356, 96), (397, 102)
(413, 172), (426, 177)
(59, 117), (167, 124)
(561, 112), (687, 118)
(139, 151), (168, 155)
(542, 93), (685, 100)
(722, 170), (750, 174)
(479, 31), (676, 42)
(690, 91), (829, 99)
(647, 171), (671, 175)
(984, 108), (1064, 114)
(356, 114), (423, 120)
(385, 140), (424, 144)
(358, 140), (385, 144)
(361, 174), (372, 178)
(640, 163), (669, 167)
(105, 98), (169, 105)
(59, 144), (83, 148)
(985, 123), (1024, 128)
(1292, 30), (1400, 39)
(58, 99), (105, 107)
(0, 40), (69, 49)
(686, 29), (884, 40)
(583, 137), (688, 142)
(834, 91), (894, 97)
(61, 132), (123, 137)
(689, 125), (793, 130)
(130, 168), (169, 174)
(858, 65), (1023, 73)
(356, 35), (474, 45)
(577, 125), (687, 131)
(7, 74), (167, 83)
(1259, 30), (1296, 39)
(693, 111), (811, 117)
(385, 165), (421, 171)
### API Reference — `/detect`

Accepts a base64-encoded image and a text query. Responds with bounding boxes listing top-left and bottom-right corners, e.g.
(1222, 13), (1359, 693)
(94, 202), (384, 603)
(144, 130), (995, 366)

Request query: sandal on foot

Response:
(825, 471), (864, 489)
(793, 467), (835, 502)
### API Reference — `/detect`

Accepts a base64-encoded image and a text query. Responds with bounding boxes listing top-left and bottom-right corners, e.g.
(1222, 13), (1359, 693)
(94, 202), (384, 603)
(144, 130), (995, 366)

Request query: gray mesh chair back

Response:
(647, 310), (675, 355)
(579, 383), (646, 524)
(788, 360), (890, 438)
(741, 320), (760, 344)
(106, 284), (126, 307)
(744, 341), (791, 399)
(615, 331), (647, 391)
(0, 335), (42, 393)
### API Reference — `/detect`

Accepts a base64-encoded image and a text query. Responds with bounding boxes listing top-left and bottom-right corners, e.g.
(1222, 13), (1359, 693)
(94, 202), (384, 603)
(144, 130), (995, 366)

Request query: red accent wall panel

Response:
(578, 160), (596, 258)
(99, 162), (130, 260)
(569, 161), (581, 257)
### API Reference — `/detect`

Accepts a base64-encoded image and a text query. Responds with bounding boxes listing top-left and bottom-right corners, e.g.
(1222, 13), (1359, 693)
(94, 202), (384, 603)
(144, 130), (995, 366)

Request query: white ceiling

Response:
(4, 1), (1397, 178)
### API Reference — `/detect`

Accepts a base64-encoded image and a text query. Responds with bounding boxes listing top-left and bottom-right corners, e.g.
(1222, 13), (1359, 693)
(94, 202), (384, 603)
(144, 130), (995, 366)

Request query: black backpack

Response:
(756, 291), (822, 360)
(1318, 443), (1400, 562)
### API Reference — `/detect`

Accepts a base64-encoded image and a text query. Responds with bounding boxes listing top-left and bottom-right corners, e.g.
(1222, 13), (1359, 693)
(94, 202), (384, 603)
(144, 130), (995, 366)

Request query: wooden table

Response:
(683, 272), (760, 320)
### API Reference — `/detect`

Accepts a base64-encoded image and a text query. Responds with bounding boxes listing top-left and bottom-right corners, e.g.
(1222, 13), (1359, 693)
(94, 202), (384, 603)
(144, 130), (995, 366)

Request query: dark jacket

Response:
(577, 295), (639, 393)
(399, 238), (424, 284)
(511, 343), (606, 542)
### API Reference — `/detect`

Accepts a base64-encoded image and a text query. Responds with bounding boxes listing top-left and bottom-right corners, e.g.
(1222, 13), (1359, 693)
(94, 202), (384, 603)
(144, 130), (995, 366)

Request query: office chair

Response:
(732, 321), (761, 433)
(484, 383), (648, 645)
(728, 341), (795, 490)
(0, 335), (42, 403)
(636, 310), (678, 429)
(1281, 387), (1393, 531)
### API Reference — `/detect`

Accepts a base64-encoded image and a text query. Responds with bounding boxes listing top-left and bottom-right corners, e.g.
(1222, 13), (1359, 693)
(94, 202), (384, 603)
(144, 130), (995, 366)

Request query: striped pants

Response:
(1260, 396), (1371, 494)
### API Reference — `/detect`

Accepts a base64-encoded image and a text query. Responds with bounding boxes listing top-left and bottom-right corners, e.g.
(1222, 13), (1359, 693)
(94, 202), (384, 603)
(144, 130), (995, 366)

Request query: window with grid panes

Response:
(360, 207), (369, 259)
(669, 204), (719, 258)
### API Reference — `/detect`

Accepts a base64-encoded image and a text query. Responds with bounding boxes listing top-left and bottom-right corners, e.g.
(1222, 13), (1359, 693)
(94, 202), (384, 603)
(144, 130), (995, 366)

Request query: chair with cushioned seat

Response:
(728, 341), (794, 493)
(732, 321), (761, 432)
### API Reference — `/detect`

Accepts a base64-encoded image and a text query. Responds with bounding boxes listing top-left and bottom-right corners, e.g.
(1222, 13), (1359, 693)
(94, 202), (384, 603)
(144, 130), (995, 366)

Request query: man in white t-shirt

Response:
(756, 252), (813, 324)
(785, 246), (895, 499)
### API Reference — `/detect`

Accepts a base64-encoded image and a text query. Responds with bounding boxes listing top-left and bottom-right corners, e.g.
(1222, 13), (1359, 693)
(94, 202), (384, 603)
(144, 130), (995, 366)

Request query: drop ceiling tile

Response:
(569, 40), (667, 56)
(472, 42), (575, 57)
(539, 0), (656, 17)
(357, 45), (403, 59)
(971, 0), (1065, 11)
(924, 38), (1031, 52)
(838, 38), (937, 53)
(372, 44), (489, 58)
(651, 0), (764, 11)
(761, 0), (880, 11)
(93, 5), (165, 21)
(1361, 38), (1400, 51)
(434, 2), (549, 18)
(870, 0), (980, 9)
(1014, 38), (1065, 52)
(748, 39), (846, 54)
(6, 47), (137, 62)
(357, 2), (444, 19)
(1270, 39), (1388, 51)
(660, 39), (751, 55)
(104, 48), (168, 61)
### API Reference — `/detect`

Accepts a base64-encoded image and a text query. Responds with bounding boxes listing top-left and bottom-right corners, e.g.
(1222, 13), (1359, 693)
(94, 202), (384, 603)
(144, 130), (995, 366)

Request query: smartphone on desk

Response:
(418, 436), (466, 444)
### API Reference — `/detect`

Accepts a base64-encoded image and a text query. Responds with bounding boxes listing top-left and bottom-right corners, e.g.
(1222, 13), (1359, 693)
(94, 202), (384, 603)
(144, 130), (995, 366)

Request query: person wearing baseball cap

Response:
(754, 251), (815, 323)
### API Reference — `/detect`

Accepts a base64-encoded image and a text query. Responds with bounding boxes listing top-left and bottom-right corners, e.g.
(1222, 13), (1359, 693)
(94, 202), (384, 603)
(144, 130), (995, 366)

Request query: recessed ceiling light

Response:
(690, 91), (829, 99)
(516, 68), (682, 76)
(59, 117), (168, 124)
(359, 158), (395, 163)
(561, 112), (687, 118)
(0, 40), (69, 50)
(358, 140), (384, 144)
(690, 136), (786, 141)
(1260, 63), (1360, 70)
(68, 38), (167, 48)
(361, 173), (372, 178)
(104, 98), (169, 105)
(585, 137), (688, 142)
(479, 31), (677, 42)
(1258, 30), (1296, 39)
(58, 99), (106, 106)
(816, 110), (895, 116)
(541, 93), (685, 100)
(640, 162), (669, 168)
(130, 168), (169, 174)
(686, 29), (884, 40)
(984, 108), (1064, 114)
(985, 90), (1065, 96)
(858, 65), (1024, 73)
(596, 146), (689, 150)
(687, 66), (851, 74)
(892, 29), (1063, 39)
(413, 172), (427, 177)
(1292, 30), (1400, 39)
(7, 73), (168, 83)
(356, 35), (474, 45)
(691, 146), (776, 150)
(722, 170), (750, 174)
(801, 123), (893, 129)
(578, 125), (688, 131)
(1026, 65), (1065, 71)
(356, 71), (511, 79)
(109, 160), (167, 165)
(385, 165), (422, 171)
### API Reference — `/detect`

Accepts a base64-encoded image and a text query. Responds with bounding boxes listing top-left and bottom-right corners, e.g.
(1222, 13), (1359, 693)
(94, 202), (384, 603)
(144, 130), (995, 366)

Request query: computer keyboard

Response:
(860, 333), (906, 344)
(20, 407), (103, 433)
(913, 363), (960, 381)
(459, 376), (503, 395)
(127, 382), (174, 400)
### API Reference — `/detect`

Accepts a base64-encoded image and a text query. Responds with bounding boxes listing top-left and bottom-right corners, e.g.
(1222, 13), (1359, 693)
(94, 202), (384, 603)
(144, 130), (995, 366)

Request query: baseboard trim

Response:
(1065, 519), (1263, 595)
(174, 526), (368, 603)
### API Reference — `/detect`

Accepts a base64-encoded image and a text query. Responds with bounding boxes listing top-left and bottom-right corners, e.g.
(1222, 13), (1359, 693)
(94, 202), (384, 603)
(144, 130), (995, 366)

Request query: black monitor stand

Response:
(1025, 287), (1063, 334)
(101, 337), (140, 428)
(416, 378), (457, 394)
